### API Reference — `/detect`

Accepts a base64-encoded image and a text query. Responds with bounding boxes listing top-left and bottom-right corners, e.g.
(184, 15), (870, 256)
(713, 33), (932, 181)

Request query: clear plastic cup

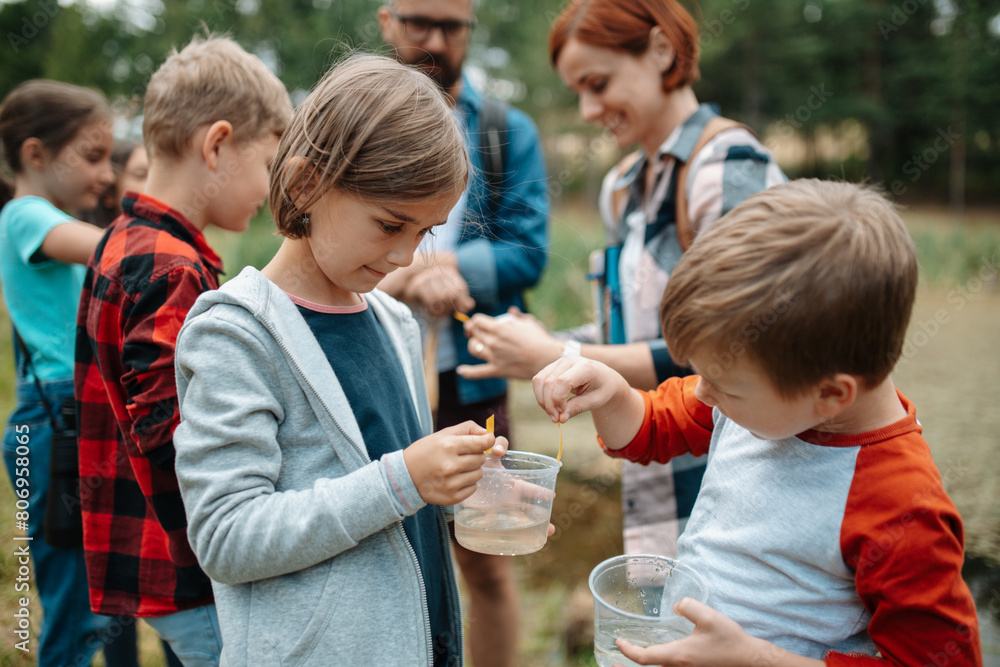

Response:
(454, 450), (561, 556)
(589, 554), (709, 667)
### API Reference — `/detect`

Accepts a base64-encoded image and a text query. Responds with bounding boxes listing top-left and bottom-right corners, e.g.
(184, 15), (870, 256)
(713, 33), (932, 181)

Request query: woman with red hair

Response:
(460, 0), (785, 558)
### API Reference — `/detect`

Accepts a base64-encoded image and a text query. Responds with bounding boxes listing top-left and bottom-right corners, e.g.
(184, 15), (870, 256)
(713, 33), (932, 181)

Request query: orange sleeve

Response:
(829, 432), (981, 666)
(600, 375), (714, 465)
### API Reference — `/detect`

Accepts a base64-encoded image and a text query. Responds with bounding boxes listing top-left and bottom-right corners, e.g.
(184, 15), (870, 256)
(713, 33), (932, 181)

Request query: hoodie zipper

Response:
(438, 508), (464, 663)
(395, 521), (434, 665)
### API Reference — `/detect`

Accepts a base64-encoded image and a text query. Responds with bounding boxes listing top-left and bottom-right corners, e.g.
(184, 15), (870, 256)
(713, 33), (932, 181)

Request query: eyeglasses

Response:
(389, 11), (476, 44)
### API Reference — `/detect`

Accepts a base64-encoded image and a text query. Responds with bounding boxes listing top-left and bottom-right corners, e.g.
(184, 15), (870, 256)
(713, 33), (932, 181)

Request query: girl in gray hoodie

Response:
(173, 54), (505, 666)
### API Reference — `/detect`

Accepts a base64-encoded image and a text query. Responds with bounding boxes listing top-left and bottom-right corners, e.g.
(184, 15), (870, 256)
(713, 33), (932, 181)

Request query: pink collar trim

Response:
(286, 292), (368, 314)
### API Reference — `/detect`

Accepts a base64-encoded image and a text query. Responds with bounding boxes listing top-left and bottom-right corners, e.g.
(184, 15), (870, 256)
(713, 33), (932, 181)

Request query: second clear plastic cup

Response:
(454, 450), (561, 556)
(589, 554), (709, 667)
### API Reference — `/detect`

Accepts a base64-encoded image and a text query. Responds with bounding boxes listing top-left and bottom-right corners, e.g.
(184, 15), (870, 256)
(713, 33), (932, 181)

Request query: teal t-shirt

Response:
(0, 196), (87, 380)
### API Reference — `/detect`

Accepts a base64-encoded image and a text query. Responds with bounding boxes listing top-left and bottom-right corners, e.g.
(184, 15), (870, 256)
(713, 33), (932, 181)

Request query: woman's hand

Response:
(457, 307), (564, 380)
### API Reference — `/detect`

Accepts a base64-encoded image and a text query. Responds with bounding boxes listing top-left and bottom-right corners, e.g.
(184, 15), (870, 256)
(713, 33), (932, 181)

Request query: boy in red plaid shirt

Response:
(74, 35), (291, 661)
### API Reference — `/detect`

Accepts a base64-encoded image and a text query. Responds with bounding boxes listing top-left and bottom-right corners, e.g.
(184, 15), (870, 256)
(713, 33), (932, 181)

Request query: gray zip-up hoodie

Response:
(173, 266), (462, 666)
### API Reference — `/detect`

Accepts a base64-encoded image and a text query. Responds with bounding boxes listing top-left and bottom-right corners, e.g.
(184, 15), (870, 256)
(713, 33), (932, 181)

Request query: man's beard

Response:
(404, 51), (462, 92)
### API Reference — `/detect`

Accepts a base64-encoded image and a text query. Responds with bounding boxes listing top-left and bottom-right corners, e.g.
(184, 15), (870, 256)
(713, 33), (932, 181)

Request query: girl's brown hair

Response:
(270, 53), (469, 239)
(0, 79), (111, 205)
(548, 0), (701, 93)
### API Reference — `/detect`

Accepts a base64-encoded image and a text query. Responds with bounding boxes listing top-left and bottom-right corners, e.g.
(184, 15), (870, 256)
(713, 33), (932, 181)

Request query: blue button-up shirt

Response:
(449, 75), (550, 405)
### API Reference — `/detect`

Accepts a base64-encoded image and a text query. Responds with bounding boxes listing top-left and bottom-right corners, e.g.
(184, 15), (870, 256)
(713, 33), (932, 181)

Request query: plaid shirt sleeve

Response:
(120, 265), (214, 468)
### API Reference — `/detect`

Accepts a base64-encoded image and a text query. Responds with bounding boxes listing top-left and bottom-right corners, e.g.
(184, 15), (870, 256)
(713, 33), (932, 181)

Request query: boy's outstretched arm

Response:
(614, 598), (824, 667)
(532, 357), (645, 449)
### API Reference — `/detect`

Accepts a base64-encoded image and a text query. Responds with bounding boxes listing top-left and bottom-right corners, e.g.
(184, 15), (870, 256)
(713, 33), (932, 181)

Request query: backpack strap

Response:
(479, 97), (509, 215)
(12, 326), (61, 430)
(609, 150), (643, 230)
(675, 116), (753, 250)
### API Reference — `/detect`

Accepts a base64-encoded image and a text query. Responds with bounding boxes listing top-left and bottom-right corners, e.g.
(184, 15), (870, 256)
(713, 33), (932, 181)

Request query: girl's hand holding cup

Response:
(403, 422), (507, 506)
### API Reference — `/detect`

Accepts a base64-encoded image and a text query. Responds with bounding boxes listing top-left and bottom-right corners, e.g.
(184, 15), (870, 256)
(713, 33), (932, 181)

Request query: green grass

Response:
(526, 201), (605, 331)
(203, 211), (283, 281)
(0, 203), (996, 664)
(903, 207), (1000, 287)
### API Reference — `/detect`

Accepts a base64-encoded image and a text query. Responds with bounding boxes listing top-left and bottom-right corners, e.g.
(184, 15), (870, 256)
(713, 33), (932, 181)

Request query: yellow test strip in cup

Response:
(557, 422), (563, 462)
(484, 414), (494, 455)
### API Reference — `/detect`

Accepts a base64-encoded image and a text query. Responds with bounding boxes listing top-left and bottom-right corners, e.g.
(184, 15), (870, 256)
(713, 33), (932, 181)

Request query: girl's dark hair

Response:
(80, 139), (140, 228)
(0, 79), (112, 206)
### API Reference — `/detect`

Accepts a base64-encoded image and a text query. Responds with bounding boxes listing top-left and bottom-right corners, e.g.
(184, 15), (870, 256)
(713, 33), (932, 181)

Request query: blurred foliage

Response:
(1, 0), (999, 203)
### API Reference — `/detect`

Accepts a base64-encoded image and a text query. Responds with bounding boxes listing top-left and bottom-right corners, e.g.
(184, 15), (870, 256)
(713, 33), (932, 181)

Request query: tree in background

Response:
(1, 0), (998, 206)
(692, 0), (999, 210)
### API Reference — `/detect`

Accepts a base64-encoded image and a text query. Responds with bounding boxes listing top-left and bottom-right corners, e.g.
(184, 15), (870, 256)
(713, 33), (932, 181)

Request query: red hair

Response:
(549, 0), (701, 92)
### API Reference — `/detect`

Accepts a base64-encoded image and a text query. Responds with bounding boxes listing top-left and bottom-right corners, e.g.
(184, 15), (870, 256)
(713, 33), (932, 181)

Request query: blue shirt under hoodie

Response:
(295, 298), (455, 666)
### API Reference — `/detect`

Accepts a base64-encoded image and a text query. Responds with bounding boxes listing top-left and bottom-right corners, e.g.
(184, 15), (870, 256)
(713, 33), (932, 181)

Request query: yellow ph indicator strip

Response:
(484, 414), (494, 455)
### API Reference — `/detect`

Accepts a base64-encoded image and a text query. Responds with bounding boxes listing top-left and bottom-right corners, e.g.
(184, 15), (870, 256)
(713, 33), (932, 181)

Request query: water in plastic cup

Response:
(589, 554), (709, 667)
(454, 450), (561, 556)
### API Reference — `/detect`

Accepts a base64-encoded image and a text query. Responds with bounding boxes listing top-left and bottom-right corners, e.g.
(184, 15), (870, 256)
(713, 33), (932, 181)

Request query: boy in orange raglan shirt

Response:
(534, 180), (981, 666)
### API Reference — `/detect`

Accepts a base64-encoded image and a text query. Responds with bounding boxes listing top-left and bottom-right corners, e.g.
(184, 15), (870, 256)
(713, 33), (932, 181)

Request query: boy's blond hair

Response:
(143, 35), (291, 160)
(270, 53), (469, 239)
(661, 179), (918, 397)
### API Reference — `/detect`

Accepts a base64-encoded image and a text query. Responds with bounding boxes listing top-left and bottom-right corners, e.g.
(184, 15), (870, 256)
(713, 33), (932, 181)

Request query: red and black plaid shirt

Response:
(75, 193), (221, 616)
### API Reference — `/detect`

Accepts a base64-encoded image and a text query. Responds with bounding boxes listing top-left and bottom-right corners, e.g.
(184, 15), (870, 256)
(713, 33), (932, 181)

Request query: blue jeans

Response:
(2, 378), (111, 667)
(144, 605), (223, 667)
